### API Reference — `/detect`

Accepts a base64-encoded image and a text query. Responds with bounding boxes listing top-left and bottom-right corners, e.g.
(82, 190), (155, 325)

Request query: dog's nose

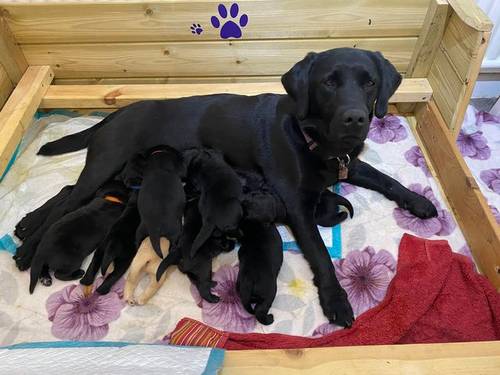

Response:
(342, 109), (367, 127)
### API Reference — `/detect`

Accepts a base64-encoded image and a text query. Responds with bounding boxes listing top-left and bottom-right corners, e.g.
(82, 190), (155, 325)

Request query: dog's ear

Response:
(372, 52), (402, 118)
(281, 52), (318, 120)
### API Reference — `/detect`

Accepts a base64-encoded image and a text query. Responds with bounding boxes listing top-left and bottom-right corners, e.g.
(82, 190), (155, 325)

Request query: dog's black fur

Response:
(184, 149), (243, 257)
(156, 192), (235, 303)
(80, 190), (141, 294)
(29, 181), (129, 293)
(135, 145), (186, 259)
(315, 190), (354, 227)
(14, 185), (74, 242)
(237, 220), (283, 325)
(29, 48), (438, 326)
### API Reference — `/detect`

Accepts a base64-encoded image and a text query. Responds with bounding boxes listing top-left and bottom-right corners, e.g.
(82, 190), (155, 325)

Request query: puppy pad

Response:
(0, 109), (483, 345)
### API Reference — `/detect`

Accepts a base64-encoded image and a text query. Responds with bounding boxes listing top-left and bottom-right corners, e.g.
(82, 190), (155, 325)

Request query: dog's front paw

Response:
(404, 193), (438, 219)
(15, 255), (32, 271)
(319, 287), (354, 328)
(40, 275), (53, 287)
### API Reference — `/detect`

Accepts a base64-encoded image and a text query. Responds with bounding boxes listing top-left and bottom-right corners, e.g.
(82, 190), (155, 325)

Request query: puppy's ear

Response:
(281, 52), (318, 120)
(372, 52), (402, 118)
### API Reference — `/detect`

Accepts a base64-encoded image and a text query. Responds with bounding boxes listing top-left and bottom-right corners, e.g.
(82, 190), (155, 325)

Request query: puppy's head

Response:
(145, 145), (186, 176)
(120, 153), (146, 188)
(282, 48), (401, 156)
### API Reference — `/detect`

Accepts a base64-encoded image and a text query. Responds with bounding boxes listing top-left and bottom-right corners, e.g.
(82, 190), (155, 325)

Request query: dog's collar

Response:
(104, 195), (124, 204)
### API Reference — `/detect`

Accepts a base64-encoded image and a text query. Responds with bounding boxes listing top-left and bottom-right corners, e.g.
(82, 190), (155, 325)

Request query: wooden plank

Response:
(406, 0), (450, 78)
(448, 0), (493, 32)
(415, 101), (500, 290)
(54, 76), (282, 85)
(0, 16), (28, 83)
(428, 48), (462, 127)
(0, 66), (54, 175)
(40, 78), (432, 109)
(22, 37), (416, 79)
(222, 341), (500, 374)
(0, 64), (13, 109)
(1, 0), (428, 44)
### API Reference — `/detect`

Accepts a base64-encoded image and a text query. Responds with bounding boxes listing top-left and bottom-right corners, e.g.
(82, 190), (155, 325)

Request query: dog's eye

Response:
(365, 80), (375, 87)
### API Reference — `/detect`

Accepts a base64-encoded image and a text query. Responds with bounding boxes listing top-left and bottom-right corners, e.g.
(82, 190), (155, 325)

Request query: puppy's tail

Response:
(29, 256), (44, 294)
(336, 195), (354, 218)
(156, 250), (181, 282)
(37, 114), (113, 155)
(190, 222), (215, 258)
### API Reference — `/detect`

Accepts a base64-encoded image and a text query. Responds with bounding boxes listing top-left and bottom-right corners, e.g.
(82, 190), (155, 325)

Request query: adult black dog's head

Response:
(282, 48), (401, 156)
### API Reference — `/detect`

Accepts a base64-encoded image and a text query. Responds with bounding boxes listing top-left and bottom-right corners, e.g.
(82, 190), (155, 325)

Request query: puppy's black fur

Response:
(136, 145), (186, 258)
(156, 192), (234, 303)
(237, 221), (283, 325)
(80, 190), (141, 295)
(14, 185), (73, 242)
(30, 48), (439, 326)
(184, 149), (243, 257)
(29, 181), (128, 293)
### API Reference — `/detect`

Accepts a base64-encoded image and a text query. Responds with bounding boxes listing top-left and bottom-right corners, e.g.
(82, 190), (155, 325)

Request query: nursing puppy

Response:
(156, 193), (234, 303)
(80, 189), (141, 295)
(237, 221), (283, 325)
(124, 236), (173, 305)
(14, 185), (74, 242)
(29, 181), (128, 293)
(184, 149), (243, 257)
(136, 145), (186, 259)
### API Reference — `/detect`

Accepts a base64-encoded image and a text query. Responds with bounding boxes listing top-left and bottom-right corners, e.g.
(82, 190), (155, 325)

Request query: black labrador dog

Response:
(27, 48), (437, 327)
(29, 181), (129, 293)
(237, 220), (283, 326)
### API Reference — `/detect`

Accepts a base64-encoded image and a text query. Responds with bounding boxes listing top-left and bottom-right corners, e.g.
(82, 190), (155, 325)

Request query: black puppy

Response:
(33, 48), (439, 326)
(156, 190), (234, 303)
(184, 149), (243, 257)
(136, 145), (186, 259)
(81, 153), (145, 294)
(80, 189), (141, 295)
(14, 185), (73, 242)
(29, 181), (128, 293)
(237, 221), (283, 325)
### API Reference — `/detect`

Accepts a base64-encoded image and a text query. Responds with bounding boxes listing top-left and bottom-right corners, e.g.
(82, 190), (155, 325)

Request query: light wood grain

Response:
(416, 101), (500, 290)
(1, 0), (428, 44)
(0, 64), (13, 109)
(40, 78), (432, 108)
(0, 16), (27, 83)
(222, 341), (500, 374)
(406, 0), (450, 78)
(54, 76), (282, 85)
(22, 37), (416, 79)
(0, 66), (53, 174)
(448, 0), (493, 32)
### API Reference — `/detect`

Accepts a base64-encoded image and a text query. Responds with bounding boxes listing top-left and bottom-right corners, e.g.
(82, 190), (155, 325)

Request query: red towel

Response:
(169, 234), (500, 349)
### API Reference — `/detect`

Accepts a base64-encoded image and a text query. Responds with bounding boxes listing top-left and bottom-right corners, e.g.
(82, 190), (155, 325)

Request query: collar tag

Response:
(336, 154), (350, 180)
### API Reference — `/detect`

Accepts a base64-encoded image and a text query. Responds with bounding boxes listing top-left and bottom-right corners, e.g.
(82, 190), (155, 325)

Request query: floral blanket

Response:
(1, 106), (496, 345)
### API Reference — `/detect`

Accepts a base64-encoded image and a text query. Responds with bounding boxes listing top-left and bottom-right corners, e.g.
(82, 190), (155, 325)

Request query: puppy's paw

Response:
(15, 256), (31, 271)
(40, 275), (53, 287)
(126, 297), (137, 306)
(316, 211), (348, 227)
(257, 313), (274, 325)
(202, 292), (220, 304)
(404, 193), (438, 219)
(319, 287), (354, 328)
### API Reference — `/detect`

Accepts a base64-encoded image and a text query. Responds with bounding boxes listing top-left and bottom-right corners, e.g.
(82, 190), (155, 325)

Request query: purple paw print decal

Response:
(190, 23), (203, 35)
(211, 3), (248, 39)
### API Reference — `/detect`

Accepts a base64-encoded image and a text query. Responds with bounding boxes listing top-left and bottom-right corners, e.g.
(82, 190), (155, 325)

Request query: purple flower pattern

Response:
(476, 110), (500, 126)
(404, 145), (431, 177)
(333, 246), (396, 316)
(393, 183), (456, 238)
(456, 130), (491, 160)
(368, 115), (408, 144)
(480, 169), (500, 194)
(338, 182), (357, 196)
(312, 322), (342, 337)
(46, 277), (125, 341)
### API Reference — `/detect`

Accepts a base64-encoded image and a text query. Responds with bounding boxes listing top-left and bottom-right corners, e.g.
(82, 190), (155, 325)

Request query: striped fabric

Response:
(169, 318), (227, 348)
